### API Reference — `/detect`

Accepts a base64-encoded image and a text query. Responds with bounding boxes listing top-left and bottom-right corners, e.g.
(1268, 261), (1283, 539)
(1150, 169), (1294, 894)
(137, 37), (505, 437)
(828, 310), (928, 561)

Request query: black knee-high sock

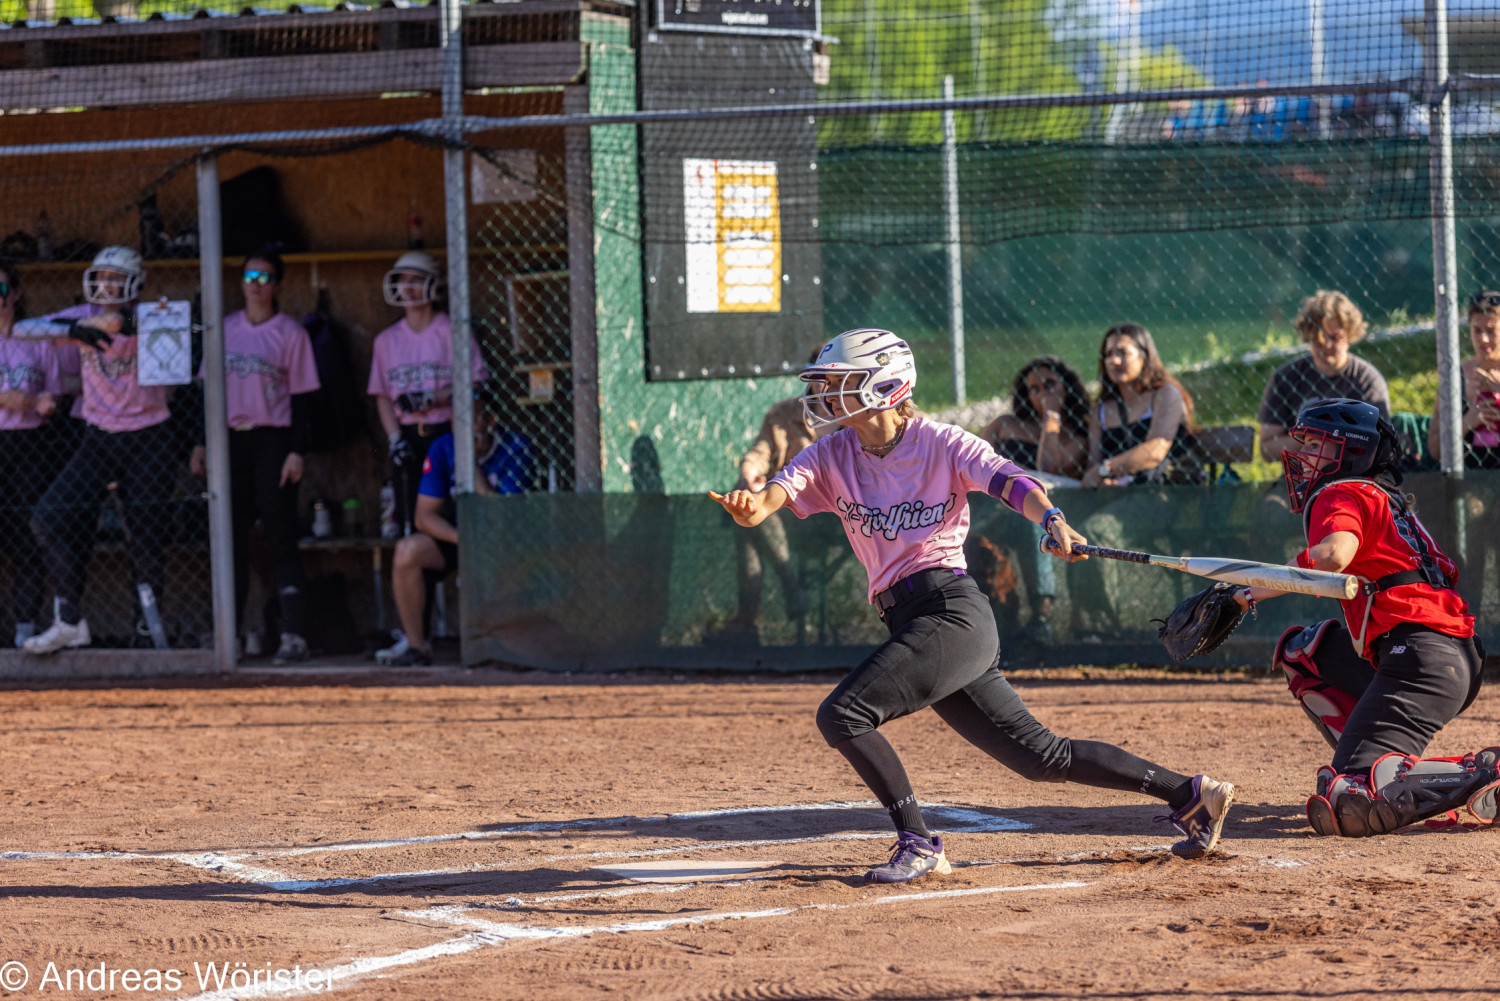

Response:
(1069, 739), (1195, 810)
(833, 730), (930, 837)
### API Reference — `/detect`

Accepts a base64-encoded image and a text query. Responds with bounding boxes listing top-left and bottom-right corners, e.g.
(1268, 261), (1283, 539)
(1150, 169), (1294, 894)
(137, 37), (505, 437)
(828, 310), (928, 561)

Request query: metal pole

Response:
(197, 154), (236, 670)
(441, 0), (474, 495)
(941, 75), (965, 407)
(1427, 0), (1463, 477)
(1310, 0), (1329, 137)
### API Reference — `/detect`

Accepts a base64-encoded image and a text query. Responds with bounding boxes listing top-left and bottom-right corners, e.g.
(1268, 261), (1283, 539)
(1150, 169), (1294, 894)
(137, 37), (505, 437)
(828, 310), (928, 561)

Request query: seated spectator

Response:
(1428, 291), (1500, 470)
(709, 349), (834, 643)
(1258, 290), (1390, 462)
(1083, 323), (1198, 488)
(378, 403), (533, 667)
(980, 355), (1089, 479)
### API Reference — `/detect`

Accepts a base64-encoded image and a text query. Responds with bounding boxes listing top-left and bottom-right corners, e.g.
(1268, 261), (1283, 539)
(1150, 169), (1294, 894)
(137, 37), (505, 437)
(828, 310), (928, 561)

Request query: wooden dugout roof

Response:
(0, 0), (633, 112)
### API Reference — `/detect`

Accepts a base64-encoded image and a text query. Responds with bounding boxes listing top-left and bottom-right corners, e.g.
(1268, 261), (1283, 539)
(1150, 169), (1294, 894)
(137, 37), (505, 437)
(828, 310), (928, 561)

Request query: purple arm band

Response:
(987, 469), (1043, 513)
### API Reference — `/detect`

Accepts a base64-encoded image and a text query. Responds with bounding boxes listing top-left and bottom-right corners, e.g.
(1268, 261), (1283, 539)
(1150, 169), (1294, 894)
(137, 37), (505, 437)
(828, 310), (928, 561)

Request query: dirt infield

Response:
(3, 667), (1499, 1000)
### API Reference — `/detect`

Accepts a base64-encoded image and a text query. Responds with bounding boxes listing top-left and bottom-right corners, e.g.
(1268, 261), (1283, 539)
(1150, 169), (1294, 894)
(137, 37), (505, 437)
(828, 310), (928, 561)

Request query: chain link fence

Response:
(0, 0), (1496, 667)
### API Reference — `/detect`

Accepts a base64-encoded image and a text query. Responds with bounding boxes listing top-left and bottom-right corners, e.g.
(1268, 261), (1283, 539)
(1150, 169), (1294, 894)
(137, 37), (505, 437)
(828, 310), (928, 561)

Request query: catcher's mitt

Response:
(1154, 581), (1246, 662)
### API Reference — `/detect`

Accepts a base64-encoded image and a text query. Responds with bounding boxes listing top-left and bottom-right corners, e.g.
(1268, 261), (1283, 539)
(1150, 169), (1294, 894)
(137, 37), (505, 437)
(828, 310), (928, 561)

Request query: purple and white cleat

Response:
(864, 832), (952, 884)
(1161, 774), (1235, 859)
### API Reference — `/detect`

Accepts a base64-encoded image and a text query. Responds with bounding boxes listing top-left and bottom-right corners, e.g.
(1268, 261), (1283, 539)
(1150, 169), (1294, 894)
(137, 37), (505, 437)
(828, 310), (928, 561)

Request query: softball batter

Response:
(1234, 398), (1494, 836)
(713, 328), (1234, 882)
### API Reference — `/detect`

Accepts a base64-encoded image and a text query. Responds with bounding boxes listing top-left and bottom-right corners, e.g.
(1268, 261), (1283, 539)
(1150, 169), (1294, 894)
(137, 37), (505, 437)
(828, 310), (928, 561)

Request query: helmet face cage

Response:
(383, 269), (438, 307)
(1281, 427), (1346, 513)
(83, 247), (144, 305)
(798, 329), (915, 429)
(800, 368), (874, 427)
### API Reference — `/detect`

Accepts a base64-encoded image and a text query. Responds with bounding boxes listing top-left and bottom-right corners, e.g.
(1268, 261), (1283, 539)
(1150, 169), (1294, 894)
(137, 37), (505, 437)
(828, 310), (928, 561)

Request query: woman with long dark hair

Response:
(1085, 323), (1198, 488)
(980, 355), (1090, 479)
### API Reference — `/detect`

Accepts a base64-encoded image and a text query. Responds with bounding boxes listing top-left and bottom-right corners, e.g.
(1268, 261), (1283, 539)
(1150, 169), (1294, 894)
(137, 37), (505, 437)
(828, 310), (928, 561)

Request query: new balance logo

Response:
(1389, 645), (1407, 654)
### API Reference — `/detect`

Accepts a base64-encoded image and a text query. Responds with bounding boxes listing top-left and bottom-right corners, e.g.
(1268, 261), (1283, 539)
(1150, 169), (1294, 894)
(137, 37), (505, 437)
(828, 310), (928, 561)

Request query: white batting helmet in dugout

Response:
(83, 245), (145, 305)
(800, 328), (916, 428)
(383, 250), (442, 307)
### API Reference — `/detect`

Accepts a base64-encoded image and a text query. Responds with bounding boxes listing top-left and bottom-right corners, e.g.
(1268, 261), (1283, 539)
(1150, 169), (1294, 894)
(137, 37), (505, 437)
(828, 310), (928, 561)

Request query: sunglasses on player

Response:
(242, 270), (276, 286)
(1468, 292), (1500, 310)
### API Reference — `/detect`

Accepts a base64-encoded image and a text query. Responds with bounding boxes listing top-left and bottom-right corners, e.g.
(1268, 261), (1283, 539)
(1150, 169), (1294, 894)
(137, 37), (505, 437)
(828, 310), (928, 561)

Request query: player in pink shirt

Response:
(189, 250), (321, 664)
(367, 251), (489, 542)
(0, 264), (64, 647)
(714, 329), (1234, 882)
(16, 247), (182, 655)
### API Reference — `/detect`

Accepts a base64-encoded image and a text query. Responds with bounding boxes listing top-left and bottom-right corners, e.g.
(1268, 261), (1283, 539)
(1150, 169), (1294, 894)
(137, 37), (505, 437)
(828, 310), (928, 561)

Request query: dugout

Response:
(0, 0), (838, 674)
(0, 0), (618, 672)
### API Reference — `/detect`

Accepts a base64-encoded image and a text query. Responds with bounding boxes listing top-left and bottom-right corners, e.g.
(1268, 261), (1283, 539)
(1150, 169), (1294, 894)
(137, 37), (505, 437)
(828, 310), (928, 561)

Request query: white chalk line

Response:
(172, 879), (1089, 1001)
(1, 801), (1027, 893)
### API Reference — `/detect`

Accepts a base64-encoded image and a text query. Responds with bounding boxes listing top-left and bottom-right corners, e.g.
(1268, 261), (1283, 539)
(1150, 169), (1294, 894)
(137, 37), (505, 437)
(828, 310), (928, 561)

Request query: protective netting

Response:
(0, 0), (1497, 666)
(460, 473), (1500, 670)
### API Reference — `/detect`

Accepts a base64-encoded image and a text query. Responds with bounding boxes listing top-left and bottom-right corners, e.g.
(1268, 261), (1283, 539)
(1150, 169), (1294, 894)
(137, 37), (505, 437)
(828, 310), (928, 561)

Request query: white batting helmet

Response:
(800, 328), (916, 428)
(83, 245), (145, 305)
(383, 251), (442, 307)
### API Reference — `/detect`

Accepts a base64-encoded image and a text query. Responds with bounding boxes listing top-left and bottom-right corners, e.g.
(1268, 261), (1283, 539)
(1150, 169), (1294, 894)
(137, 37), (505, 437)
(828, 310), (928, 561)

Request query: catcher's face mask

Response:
(1281, 429), (1346, 512)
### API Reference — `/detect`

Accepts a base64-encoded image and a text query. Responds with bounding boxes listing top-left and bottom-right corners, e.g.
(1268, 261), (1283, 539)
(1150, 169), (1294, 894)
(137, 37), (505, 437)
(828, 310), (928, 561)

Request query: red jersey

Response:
(1298, 479), (1473, 658)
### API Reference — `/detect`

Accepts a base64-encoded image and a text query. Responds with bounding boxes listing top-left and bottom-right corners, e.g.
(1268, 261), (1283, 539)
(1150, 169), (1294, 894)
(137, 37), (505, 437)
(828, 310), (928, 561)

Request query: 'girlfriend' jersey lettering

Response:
(384, 360), (453, 392)
(0, 361), (47, 393)
(836, 493), (957, 541)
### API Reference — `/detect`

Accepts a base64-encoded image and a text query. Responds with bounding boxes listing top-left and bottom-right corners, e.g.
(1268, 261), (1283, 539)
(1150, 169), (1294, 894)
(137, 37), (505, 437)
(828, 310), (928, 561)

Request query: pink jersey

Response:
(210, 310), (321, 429)
(48, 304), (169, 433)
(366, 313), (488, 426)
(772, 418), (1032, 602)
(0, 335), (62, 431)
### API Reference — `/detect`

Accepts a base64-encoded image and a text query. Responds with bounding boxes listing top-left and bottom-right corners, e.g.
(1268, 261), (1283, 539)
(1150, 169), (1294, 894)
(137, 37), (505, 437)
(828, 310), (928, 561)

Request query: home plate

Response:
(594, 860), (783, 884)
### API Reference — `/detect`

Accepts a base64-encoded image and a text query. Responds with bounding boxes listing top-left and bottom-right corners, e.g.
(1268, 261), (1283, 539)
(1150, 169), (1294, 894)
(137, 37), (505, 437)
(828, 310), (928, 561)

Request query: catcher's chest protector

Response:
(1274, 619), (1367, 750)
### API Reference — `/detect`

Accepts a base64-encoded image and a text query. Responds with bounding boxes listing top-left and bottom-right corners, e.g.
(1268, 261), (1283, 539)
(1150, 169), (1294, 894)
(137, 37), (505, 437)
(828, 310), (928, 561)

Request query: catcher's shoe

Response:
(1466, 748), (1500, 824)
(1162, 775), (1235, 858)
(864, 832), (951, 884)
(22, 617), (91, 655)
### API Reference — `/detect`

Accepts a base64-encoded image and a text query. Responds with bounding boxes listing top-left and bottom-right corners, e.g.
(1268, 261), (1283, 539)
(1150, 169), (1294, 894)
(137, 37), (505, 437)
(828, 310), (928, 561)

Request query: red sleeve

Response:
(1304, 486), (1370, 548)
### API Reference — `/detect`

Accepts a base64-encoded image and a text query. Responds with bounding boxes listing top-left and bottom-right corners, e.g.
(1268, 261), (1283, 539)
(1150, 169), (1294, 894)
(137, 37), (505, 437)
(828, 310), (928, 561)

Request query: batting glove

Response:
(388, 431), (412, 468)
(67, 320), (115, 352)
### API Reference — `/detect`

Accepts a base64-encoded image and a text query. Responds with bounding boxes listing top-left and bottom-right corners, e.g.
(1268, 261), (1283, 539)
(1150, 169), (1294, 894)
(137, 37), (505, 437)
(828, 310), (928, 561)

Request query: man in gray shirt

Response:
(1258, 290), (1391, 461)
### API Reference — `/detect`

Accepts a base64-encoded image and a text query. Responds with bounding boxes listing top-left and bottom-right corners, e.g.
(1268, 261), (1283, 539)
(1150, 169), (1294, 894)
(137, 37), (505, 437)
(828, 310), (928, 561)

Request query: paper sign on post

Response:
(136, 299), (193, 386)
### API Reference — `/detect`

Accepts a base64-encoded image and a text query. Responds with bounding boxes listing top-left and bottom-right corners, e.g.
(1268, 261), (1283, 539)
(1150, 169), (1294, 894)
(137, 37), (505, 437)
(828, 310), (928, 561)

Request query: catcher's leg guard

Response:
(1275, 620), (1363, 751)
(1310, 749), (1500, 837)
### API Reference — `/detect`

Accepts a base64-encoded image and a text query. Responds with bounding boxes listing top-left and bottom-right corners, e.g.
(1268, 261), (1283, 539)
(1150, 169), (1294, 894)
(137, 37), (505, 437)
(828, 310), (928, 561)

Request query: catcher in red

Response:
(1229, 398), (1493, 837)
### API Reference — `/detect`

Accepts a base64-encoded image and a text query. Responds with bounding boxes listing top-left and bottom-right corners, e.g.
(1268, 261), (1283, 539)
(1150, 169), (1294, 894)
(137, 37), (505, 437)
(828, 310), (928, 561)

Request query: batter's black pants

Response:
(816, 571), (1193, 835)
(0, 429), (54, 627)
(1329, 623), (1485, 774)
(230, 426), (309, 638)
(392, 422), (450, 537)
(31, 421), (176, 612)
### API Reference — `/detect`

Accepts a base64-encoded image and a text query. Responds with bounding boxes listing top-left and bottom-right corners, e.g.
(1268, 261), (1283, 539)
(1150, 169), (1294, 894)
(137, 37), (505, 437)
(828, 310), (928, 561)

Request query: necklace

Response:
(860, 418), (908, 456)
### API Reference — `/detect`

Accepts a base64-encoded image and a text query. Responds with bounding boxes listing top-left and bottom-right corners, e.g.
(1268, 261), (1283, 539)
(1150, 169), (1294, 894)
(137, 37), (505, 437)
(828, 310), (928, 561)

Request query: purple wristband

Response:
(988, 471), (1043, 513)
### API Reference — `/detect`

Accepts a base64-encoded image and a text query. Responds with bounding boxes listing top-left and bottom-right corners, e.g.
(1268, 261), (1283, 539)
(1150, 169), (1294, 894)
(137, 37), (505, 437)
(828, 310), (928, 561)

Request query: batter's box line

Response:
(175, 881), (1090, 1001)
(1, 801), (1027, 893)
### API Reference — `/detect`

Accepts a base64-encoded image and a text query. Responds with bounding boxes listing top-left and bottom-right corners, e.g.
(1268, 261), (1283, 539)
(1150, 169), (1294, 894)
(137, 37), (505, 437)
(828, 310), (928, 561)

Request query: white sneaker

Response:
(375, 630), (408, 665)
(22, 618), (92, 655)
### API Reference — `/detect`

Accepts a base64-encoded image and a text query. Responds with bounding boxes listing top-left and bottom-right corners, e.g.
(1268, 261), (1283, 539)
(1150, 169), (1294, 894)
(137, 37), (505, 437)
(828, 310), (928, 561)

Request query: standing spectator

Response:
(18, 247), (177, 654)
(189, 250), (321, 664)
(379, 403), (532, 667)
(368, 251), (488, 538)
(1428, 291), (1500, 470)
(1259, 290), (1390, 462)
(0, 265), (62, 647)
(1083, 323), (1197, 488)
(980, 355), (1090, 479)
